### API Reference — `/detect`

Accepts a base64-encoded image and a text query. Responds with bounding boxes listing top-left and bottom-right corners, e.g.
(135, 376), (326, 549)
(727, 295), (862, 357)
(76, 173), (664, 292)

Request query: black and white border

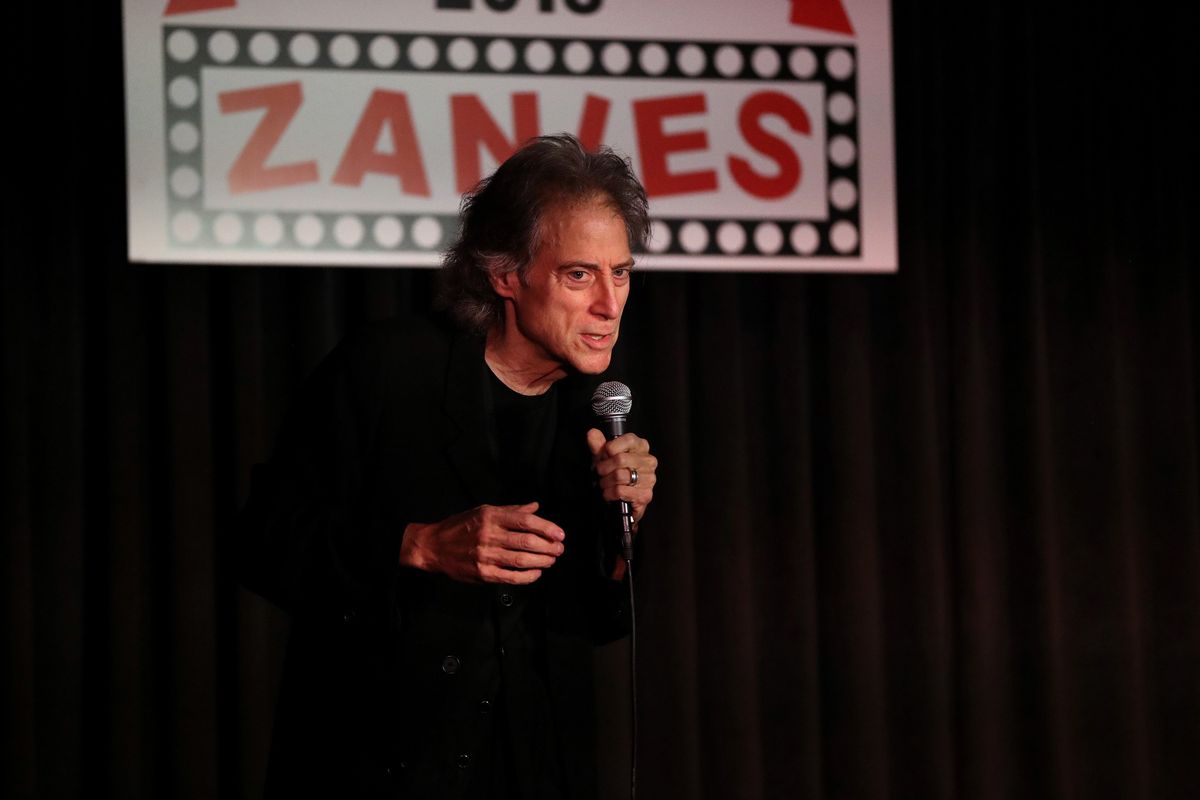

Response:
(162, 25), (861, 259)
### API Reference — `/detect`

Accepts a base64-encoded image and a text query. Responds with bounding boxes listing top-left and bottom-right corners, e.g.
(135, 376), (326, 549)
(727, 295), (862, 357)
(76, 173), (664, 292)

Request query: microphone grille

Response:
(591, 380), (633, 417)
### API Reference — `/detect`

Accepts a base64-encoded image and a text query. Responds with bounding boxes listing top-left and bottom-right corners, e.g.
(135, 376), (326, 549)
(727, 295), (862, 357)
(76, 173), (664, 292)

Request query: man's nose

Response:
(591, 276), (621, 319)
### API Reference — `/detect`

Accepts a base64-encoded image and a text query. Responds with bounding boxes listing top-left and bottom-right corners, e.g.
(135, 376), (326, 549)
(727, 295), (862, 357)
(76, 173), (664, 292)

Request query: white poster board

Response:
(124, 0), (895, 271)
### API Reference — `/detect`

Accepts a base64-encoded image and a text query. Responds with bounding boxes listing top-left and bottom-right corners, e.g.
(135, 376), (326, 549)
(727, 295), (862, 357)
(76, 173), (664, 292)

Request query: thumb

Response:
(586, 428), (607, 457)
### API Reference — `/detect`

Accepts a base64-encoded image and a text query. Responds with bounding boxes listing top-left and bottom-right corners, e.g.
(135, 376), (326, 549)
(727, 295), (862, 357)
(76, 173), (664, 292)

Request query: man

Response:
(239, 134), (658, 799)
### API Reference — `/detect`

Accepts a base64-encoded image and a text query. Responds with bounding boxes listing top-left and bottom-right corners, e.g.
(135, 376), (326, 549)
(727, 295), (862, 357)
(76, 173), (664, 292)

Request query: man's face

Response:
(493, 198), (633, 378)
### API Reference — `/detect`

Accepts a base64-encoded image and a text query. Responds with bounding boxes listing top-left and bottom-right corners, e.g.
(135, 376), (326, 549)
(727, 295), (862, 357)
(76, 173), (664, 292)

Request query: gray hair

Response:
(437, 134), (650, 333)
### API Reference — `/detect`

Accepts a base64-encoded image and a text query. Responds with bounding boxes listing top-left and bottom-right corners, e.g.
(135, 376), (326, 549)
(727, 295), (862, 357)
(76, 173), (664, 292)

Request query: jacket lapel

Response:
(441, 331), (502, 505)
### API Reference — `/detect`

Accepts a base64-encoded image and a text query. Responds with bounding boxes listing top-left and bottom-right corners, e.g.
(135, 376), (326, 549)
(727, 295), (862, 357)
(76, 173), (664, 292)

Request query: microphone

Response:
(591, 381), (635, 563)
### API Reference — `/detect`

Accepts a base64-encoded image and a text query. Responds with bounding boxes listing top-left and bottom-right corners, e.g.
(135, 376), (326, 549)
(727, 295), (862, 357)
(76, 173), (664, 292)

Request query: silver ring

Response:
(628, 467), (639, 487)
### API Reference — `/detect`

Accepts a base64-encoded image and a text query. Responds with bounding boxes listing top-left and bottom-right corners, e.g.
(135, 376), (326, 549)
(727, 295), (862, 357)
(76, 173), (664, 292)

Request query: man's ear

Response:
(490, 269), (519, 300)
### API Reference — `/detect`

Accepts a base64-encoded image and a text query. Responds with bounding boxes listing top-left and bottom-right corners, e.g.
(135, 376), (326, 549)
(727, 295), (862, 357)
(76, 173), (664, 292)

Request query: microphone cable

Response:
(625, 554), (638, 800)
(589, 380), (639, 799)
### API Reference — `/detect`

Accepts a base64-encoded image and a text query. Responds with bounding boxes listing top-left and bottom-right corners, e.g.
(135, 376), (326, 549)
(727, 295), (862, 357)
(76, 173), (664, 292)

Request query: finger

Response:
(594, 451), (657, 481)
(600, 465), (657, 491)
(596, 461), (658, 487)
(601, 447), (655, 472)
(479, 565), (545, 585)
(484, 544), (559, 569)
(478, 532), (560, 565)
(501, 568), (544, 586)
(485, 503), (562, 541)
(498, 509), (565, 542)
(497, 530), (566, 557)
(596, 433), (650, 460)
(474, 501), (538, 532)
(601, 484), (654, 507)
(503, 549), (559, 570)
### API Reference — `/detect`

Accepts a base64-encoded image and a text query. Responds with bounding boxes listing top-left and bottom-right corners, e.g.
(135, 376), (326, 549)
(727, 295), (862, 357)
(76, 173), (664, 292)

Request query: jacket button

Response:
(478, 699), (491, 715)
(441, 655), (461, 675)
(499, 592), (514, 607)
(457, 753), (471, 769)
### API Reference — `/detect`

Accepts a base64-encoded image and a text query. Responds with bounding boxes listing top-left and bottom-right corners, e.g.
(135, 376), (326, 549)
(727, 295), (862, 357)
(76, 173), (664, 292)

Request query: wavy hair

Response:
(437, 134), (650, 333)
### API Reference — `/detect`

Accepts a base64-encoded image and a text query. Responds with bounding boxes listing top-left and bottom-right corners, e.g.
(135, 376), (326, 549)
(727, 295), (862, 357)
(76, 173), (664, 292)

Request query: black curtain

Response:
(4, 2), (1198, 798)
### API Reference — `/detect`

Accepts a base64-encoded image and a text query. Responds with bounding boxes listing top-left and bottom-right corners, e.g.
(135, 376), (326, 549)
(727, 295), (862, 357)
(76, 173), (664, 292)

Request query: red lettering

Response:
(576, 94), (611, 152)
(728, 91), (810, 200)
(164, 0), (236, 15)
(789, 0), (855, 35)
(451, 93), (540, 193)
(218, 82), (318, 194)
(632, 94), (718, 197)
(332, 90), (430, 196)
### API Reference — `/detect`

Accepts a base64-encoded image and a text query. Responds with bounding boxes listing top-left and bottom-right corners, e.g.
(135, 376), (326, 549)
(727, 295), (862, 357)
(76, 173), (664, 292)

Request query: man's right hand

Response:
(399, 502), (565, 584)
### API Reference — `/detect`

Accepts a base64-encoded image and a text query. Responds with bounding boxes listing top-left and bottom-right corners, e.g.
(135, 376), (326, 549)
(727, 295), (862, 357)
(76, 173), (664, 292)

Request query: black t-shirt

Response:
(483, 366), (564, 799)
(486, 368), (559, 506)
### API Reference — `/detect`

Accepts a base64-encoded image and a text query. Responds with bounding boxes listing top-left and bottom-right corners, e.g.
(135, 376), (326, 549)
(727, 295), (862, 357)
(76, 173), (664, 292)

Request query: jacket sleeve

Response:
(236, 327), (404, 629)
(575, 500), (643, 645)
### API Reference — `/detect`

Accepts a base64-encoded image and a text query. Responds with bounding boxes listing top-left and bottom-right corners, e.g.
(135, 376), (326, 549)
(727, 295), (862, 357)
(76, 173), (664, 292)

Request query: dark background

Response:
(4, 2), (1199, 798)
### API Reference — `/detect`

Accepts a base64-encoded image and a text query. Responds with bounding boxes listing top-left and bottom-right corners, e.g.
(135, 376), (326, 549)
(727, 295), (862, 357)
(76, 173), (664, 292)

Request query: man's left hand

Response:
(586, 429), (658, 526)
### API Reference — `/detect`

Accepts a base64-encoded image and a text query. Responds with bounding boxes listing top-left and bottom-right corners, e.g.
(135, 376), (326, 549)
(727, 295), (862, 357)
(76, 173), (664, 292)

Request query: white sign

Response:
(123, 0), (896, 271)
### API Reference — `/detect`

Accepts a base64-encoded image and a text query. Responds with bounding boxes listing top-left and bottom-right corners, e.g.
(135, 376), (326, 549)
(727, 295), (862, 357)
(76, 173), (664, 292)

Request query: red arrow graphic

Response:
(165, 0), (236, 15)
(790, 0), (855, 36)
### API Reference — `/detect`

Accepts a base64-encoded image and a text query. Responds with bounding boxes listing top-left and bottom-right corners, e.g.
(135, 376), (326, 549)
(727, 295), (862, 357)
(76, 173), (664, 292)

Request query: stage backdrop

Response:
(122, 0), (896, 271)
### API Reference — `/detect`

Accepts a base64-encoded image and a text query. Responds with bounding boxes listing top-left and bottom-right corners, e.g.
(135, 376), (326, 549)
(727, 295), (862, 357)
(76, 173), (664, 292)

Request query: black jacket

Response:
(238, 316), (630, 799)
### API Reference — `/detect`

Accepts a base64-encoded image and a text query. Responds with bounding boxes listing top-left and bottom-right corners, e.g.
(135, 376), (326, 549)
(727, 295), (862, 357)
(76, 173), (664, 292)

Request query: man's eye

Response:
(568, 270), (589, 281)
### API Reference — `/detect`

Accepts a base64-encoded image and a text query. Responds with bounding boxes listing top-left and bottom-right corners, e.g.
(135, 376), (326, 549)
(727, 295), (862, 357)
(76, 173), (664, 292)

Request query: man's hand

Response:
(400, 502), (565, 584)
(586, 429), (658, 525)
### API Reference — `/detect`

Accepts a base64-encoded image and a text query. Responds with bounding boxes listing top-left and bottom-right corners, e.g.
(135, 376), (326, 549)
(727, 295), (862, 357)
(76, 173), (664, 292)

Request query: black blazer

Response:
(238, 316), (630, 799)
